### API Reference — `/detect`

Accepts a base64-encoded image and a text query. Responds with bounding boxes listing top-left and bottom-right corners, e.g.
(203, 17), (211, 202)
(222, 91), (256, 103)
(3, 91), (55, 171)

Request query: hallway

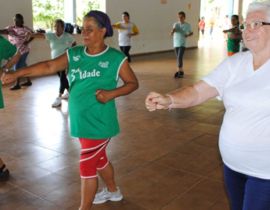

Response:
(0, 39), (230, 210)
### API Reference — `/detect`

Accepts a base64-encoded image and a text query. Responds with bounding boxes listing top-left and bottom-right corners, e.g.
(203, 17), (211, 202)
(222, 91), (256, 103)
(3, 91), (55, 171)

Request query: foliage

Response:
(76, 0), (101, 26)
(33, 0), (64, 31)
(32, 0), (101, 30)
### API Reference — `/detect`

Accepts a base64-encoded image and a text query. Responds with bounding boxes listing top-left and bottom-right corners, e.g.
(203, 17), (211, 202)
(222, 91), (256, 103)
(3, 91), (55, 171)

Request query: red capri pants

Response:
(79, 138), (110, 179)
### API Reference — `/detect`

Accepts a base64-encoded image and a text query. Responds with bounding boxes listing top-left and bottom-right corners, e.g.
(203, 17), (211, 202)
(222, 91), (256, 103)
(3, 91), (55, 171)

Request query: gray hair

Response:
(247, 1), (270, 21)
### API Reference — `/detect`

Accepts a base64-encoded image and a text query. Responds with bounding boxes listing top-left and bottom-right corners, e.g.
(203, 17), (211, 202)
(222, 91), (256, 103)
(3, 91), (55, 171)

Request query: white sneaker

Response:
(93, 187), (123, 204)
(61, 92), (69, 100)
(52, 97), (61, 107)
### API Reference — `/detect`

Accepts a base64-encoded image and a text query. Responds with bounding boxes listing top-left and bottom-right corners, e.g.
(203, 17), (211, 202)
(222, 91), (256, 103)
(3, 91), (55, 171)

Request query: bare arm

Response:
(71, 41), (76, 47)
(112, 24), (123, 29)
(2, 51), (21, 70)
(0, 29), (8, 35)
(130, 31), (139, 36)
(112, 24), (119, 29)
(31, 33), (46, 39)
(145, 80), (219, 111)
(96, 60), (139, 103)
(170, 28), (176, 36)
(1, 54), (68, 85)
(185, 32), (193, 37)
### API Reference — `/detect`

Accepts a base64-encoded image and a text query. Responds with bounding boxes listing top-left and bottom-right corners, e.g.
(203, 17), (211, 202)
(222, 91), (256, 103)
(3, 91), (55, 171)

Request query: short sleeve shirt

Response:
(0, 35), (17, 64)
(114, 21), (139, 46)
(0, 35), (17, 109)
(173, 22), (192, 47)
(45, 32), (75, 59)
(202, 51), (270, 179)
(6, 25), (33, 54)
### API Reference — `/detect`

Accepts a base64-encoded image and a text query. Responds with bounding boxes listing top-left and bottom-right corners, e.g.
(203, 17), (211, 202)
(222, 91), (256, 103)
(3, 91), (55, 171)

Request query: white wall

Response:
(0, 0), (33, 29)
(1, 0), (200, 64)
(0, 0), (36, 63)
(106, 0), (200, 54)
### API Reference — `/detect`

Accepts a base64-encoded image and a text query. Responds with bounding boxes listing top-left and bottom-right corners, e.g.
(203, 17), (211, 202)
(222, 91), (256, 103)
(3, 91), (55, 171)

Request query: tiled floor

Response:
(0, 37), (230, 210)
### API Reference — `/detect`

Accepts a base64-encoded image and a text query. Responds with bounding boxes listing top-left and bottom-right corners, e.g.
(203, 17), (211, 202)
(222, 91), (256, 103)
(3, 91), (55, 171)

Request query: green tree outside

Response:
(33, 0), (64, 31)
(32, 0), (101, 31)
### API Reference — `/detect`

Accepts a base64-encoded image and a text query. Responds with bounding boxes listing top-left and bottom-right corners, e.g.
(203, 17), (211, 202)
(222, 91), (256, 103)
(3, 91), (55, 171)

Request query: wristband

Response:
(166, 94), (174, 110)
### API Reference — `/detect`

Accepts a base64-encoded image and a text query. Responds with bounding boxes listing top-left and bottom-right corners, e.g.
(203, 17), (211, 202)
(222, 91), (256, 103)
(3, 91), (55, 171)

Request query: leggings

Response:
(120, 46), (131, 62)
(57, 70), (69, 94)
(224, 164), (270, 210)
(14, 52), (30, 84)
(174, 46), (185, 68)
(14, 52), (29, 70)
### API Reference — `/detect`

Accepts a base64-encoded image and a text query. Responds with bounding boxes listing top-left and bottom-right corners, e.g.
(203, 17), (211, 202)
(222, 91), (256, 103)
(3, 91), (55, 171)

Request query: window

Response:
(32, 0), (104, 31)
(76, 0), (105, 26)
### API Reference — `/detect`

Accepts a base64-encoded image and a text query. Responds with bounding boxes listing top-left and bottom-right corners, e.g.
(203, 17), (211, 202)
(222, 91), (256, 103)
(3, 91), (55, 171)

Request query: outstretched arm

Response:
(170, 28), (176, 36)
(0, 29), (8, 35)
(2, 51), (21, 70)
(145, 81), (219, 111)
(1, 54), (68, 85)
(185, 32), (193, 37)
(31, 33), (46, 39)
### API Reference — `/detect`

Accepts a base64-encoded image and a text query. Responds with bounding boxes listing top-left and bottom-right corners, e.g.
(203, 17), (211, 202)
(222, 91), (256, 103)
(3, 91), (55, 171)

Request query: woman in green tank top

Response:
(1, 11), (138, 210)
(0, 35), (22, 181)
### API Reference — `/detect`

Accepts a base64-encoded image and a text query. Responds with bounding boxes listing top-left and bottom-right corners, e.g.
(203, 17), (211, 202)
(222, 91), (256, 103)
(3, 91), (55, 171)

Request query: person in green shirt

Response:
(0, 35), (21, 181)
(223, 15), (242, 56)
(1, 11), (138, 210)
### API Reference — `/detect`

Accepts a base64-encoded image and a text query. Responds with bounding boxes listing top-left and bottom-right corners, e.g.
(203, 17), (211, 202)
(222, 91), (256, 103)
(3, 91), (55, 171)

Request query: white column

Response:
(64, 0), (76, 24)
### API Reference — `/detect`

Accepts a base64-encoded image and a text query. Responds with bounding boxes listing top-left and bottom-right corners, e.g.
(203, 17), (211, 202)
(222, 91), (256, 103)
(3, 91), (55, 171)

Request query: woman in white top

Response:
(145, 1), (270, 210)
(112, 11), (139, 62)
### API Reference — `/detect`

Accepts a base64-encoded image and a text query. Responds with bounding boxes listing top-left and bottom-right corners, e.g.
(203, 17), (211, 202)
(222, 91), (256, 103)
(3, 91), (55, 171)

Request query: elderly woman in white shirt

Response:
(145, 1), (270, 210)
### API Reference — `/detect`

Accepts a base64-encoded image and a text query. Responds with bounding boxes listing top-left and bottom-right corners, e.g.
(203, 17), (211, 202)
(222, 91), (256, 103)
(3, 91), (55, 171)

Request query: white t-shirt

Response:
(114, 21), (139, 46)
(203, 51), (270, 179)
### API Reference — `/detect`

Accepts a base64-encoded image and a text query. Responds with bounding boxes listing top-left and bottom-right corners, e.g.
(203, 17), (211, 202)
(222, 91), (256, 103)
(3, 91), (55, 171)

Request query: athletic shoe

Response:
(174, 71), (184, 78)
(21, 81), (32, 86)
(10, 84), (21, 90)
(61, 92), (69, 100)
(0, 165), (10, 182)
(93, 187), (123, 204)
(52, 97), (62, 107)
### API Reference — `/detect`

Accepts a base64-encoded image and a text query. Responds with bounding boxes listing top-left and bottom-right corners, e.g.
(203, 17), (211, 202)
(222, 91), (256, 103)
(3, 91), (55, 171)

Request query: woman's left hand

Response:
(96, 89), (112, 103)
(1, 72), (18, 85)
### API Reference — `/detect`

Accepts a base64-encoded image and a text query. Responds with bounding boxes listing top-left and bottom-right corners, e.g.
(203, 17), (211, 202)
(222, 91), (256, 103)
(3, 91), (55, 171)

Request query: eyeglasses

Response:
(243, 21), (270, 30)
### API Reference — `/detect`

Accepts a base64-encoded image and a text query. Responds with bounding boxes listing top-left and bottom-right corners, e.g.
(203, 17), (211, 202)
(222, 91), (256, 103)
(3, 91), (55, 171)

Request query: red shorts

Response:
(79, 138), (110, 179)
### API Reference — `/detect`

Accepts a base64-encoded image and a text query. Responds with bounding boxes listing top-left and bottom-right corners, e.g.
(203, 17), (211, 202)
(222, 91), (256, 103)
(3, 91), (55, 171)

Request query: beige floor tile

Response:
(0, 38), (229, 209)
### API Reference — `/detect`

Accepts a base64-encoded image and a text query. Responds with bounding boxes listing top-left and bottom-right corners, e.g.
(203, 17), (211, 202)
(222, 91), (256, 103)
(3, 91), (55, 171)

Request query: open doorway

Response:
(199, 0), (235, 40)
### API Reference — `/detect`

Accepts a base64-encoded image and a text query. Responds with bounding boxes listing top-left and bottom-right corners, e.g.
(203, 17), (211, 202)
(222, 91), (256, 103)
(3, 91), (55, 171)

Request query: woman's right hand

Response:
(145, 92), (172, 111)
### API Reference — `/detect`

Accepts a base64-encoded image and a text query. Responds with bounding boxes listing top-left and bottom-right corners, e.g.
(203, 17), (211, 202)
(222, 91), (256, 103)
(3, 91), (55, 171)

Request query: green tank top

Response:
(67, 45), (126, 139)
(0, 35), (17, 109)
(227, 33), (241, 53)
(0, 35), (16, 63)
(0, 82), (4, 109)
